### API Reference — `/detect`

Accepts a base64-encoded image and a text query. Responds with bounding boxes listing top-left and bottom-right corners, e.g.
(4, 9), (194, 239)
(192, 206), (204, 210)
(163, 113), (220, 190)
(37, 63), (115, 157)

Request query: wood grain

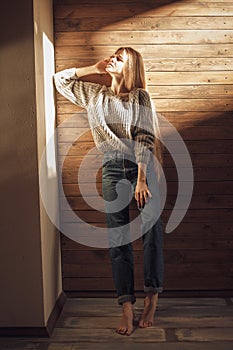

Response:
(55, 30), (233, 46)
(56, 58), (233, 72)
(61, 208), (233, 223)
(54, 0), (233, 295)
(55, 3), (233, 18)
(57, 111), (233, 127)
(56, 97), (233, 114)
(55, 44), (233, 59)
(55, 16), (233, 31)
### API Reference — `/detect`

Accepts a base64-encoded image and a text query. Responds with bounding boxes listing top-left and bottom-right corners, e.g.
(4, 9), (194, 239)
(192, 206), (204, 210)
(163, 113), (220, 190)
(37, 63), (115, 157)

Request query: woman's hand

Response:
(94, 58), (110, 74)
(135, 180), (152, 209)
(135, 162), (152, 209)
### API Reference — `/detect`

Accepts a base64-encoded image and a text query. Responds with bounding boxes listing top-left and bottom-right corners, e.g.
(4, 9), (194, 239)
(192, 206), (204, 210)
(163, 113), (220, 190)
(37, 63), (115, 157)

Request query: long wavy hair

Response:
(115, 47), (164, 173)
(114, 47), (146, 91)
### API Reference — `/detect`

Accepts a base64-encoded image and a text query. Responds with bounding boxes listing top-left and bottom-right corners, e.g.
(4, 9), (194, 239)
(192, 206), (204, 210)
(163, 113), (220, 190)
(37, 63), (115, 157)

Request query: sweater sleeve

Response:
(132, 89), (155, 164)
(53, 68), (102, 109)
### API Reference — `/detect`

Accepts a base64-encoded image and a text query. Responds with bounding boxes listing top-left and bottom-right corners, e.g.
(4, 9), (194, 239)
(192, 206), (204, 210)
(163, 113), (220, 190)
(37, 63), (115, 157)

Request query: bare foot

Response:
(139, 292), (158, 328)
(116, 301), (134, 336)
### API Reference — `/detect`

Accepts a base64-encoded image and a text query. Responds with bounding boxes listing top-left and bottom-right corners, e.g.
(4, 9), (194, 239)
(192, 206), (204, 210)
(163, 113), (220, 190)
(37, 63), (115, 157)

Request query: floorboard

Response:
(0, 297), (232, 349)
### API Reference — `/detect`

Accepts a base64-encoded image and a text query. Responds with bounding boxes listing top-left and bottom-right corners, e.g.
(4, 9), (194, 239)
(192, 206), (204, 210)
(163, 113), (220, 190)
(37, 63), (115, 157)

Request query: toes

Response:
(139, 319), (154, 328)
(116, 327), (127, 335)
(139, 314), (146, 328)
(139, 321), (145, 328)
(117, 326), (133, 336)
(126, 326), (133, 336)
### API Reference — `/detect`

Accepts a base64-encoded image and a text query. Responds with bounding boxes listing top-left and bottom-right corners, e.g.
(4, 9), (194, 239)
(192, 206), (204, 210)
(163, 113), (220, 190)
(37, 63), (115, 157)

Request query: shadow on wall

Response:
(0, 1), (55, 47)
(54, 0), (180, 86)
(54, 0), (233, 228)
(54, 0), (233, 291)
(54, 0), (179, 31)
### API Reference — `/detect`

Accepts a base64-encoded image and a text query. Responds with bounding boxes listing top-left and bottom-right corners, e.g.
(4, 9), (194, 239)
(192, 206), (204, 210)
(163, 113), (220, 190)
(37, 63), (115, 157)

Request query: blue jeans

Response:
(102, 150), (164, 305)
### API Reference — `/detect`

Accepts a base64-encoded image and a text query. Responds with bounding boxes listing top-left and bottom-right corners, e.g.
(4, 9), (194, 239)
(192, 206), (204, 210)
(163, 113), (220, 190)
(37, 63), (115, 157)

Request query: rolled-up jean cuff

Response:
(144, 286), (163, 294)
(118, 294), (136, 305)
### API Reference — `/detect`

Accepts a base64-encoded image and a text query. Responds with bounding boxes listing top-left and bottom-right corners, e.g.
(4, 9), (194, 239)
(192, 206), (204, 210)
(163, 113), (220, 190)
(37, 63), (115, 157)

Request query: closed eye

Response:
(116, 55), (124, 61)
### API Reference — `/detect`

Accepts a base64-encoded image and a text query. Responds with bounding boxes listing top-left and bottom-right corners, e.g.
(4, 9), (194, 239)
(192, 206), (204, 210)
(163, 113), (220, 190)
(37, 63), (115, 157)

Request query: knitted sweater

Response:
(53, 68), (156, 164)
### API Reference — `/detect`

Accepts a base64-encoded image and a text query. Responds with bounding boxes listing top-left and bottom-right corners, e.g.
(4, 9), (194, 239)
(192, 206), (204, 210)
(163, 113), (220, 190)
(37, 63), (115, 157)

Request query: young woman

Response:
(54, 47), (164, 336)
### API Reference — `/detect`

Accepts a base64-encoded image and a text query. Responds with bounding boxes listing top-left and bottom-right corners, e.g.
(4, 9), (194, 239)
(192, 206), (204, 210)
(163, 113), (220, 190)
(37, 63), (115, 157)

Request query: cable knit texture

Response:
(54, 68), (156, 164)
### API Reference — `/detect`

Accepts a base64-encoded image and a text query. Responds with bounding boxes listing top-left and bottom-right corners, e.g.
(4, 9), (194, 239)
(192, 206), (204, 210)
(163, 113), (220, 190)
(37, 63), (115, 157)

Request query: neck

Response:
(110, 75), (128, 95)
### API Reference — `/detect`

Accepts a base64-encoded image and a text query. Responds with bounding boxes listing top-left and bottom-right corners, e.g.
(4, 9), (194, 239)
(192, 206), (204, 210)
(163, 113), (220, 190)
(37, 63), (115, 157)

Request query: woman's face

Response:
(106, 50), (128, 76)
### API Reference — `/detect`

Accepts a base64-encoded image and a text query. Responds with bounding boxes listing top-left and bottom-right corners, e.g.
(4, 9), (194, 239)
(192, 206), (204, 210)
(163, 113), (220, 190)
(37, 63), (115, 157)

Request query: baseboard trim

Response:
(0, 326), (49, 337)
(46, 290), (66, 336)
(64, 289), (233, 298)
(0, 291), (66, 337)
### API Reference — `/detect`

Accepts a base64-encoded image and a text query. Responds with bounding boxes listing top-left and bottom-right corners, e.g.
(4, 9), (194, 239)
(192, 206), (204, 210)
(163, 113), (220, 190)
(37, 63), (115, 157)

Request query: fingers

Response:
(135, 189), (152, 209)
(95, 58), (110, 74)
(138, 191), (145, 209)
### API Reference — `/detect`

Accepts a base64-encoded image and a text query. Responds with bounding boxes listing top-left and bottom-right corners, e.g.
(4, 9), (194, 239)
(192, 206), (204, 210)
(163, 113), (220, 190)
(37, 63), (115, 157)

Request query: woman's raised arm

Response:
(75, 58), (109, 78)
(53, 59), (109, 108)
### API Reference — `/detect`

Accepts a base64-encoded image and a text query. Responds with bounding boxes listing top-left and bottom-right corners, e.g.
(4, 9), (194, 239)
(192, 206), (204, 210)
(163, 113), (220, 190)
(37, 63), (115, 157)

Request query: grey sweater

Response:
(54, 68), (156, 164)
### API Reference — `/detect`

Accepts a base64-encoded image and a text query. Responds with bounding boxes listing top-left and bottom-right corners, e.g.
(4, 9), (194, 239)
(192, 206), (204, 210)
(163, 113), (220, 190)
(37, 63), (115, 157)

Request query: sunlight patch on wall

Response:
(42, 32), (56, 179)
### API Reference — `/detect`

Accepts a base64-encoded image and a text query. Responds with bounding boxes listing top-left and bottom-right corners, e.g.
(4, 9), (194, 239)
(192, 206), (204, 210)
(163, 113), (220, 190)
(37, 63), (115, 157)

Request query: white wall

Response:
(0, 0), (62, 328)
(33, 0), (62, 326)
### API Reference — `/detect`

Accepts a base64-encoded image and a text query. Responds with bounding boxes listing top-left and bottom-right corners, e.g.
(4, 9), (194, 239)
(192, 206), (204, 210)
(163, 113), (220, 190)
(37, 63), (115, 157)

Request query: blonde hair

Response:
(115, 47), (146, 91)
(115, 47), (164, 172)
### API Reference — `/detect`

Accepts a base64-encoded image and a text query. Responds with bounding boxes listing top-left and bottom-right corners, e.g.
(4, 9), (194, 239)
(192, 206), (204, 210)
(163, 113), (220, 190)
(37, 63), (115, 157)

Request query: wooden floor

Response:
(0, 297), (233, 349)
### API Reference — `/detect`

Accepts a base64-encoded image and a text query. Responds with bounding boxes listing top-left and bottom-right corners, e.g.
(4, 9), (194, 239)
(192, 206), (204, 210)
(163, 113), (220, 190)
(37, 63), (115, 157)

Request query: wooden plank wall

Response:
(54, 0), (233, 296)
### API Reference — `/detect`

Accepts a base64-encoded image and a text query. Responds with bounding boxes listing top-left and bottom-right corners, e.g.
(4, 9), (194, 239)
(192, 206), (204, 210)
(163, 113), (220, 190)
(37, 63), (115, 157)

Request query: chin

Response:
(106, 69), (114, 76)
